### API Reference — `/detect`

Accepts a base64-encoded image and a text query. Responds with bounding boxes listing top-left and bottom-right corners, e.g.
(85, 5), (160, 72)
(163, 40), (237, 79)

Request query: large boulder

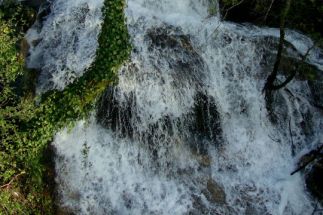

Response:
(145, 25), (207, 88)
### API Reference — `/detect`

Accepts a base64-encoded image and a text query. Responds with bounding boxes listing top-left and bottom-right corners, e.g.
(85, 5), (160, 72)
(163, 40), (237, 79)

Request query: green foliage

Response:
(207, 0), (218, 16)
(0, 0), (130, 213)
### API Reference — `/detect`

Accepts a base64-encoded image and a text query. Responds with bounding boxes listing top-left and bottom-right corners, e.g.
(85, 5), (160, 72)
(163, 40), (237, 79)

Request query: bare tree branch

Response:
(291, 144), (323, 175)
(0, 171), (26, 189)
(263, 0), (292, 92)
(223, 0), (245, 20)
(270, 42), (316, 90)
(264, 0), (275, 22)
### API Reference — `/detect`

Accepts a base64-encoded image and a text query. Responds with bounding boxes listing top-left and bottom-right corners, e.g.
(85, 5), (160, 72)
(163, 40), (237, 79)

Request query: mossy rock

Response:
(202, 178), (226, 205)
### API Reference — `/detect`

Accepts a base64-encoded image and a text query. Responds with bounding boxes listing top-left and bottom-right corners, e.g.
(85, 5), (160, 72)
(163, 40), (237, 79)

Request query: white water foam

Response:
(26, 0), (104, 94)
(52, 0), (323, 214)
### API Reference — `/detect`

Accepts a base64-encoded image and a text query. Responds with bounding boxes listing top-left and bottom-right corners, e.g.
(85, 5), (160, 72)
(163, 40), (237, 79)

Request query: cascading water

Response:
(27, 0), (323, 214)
(26, 0), (104, 94)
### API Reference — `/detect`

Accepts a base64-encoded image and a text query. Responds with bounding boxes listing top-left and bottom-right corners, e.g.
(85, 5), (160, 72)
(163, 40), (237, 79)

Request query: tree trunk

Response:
(263, 0), (292, 92)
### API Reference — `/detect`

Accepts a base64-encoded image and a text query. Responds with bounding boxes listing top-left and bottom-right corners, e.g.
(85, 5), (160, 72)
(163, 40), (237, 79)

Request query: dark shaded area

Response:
(97, 86), (135, 138)
(187, 91), (222, 155)
(192, 92), (221, 141)
(220, 0), (283, 24)
(145, 25), (206, 88)
(97, 86), (222, 158)
(306, 158), (323, 201)
(219, 0), (323, 38)
(40, 144), (58, 214)
(0, 1), (37, 33)
(97, 25), (218, 147)
(21, 0), (46, 10)
(309, 80), (323, 110)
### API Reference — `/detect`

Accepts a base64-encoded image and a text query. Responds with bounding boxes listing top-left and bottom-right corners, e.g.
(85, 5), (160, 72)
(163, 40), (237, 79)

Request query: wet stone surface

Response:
(203, 178), (226, 205)
(306, 158), (323, 201)
(145, 25), (207, 88)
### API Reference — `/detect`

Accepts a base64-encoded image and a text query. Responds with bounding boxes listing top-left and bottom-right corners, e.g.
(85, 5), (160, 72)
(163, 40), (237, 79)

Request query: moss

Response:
(0, 0), (131, 213)
(207, 0), (218, 16)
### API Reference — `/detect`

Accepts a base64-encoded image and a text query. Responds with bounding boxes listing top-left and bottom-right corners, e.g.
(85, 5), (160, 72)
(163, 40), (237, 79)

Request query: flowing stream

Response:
(26, 0), (323, 214)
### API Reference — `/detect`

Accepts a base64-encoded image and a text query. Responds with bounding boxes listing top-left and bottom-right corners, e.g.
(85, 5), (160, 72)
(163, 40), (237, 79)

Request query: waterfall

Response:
(26, 0), (104, 94)
(28, 0), (323, 214)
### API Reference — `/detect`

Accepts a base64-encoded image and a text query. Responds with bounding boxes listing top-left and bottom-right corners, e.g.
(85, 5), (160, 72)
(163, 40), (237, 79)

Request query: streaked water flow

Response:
(29, 0), (323, 214)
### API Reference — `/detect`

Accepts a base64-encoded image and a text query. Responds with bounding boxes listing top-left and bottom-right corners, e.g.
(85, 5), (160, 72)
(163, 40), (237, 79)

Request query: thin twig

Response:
(311, 201), (319, 215)
(291, 144), (323, 175)
(0, 204), (9, 215)
(0, 171), (26, 189)
(270, 41), (316, 90)
(223, 0), (245, 20)
(264, 0), (275, 22)
(263, 0), (292, 93)
(207, 0), (245, 43)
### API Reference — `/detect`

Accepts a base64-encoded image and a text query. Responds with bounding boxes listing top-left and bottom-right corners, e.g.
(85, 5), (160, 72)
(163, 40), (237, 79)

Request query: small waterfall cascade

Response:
(26, 0), (323, 214)
(26, 0), (104, 94)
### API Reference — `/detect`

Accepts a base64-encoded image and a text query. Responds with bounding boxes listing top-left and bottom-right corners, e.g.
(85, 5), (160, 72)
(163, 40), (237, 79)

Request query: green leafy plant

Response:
(0, 0), (131, 213)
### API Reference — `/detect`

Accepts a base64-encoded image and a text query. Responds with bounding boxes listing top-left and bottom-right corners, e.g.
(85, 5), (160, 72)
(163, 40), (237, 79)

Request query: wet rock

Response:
(56, 206), (76, 215)
(96, 86), (134, 138)
(203, 179), (226, 205)
(308, 80), (323, 109)
(37, 1), (51, 21)
(190, 195), (206, 214)
(193, 92), (221, 140)
(306, 158), (323, 201)
(189, 194), (210, 215)
(253, 35), (314, 81)
(265, 87), (317, 155)
(187, 91), (222, 155)
(19, 37), (30, 59)
(31, 38), (42, 47)
(145, 25), (207, 88)
(245, 202), (270, 215)
(194, 154), (212, 167)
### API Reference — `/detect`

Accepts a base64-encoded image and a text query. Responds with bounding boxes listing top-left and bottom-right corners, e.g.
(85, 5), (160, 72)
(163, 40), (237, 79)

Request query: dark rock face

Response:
(36, 1), (51, 21)
(306, 159), (323, 201)
(308, 80), (323, 109)
(187, 91), (222, 155)
(97, 24), (222, 169)
(97, 86), (135, 138)
(97, 87), (222, 164)
(145, 25), (206, 88)
(192, 92), (221, 141)
(97, 24), (221, 149)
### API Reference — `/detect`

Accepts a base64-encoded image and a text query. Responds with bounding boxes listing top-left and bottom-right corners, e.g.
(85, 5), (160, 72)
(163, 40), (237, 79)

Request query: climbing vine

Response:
(0, 0), (130, 213)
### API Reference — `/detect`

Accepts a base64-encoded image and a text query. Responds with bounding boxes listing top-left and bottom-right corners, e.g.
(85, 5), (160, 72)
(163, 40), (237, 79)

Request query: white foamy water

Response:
(26, 0), (104, 94)
(51, 0), (323, 214)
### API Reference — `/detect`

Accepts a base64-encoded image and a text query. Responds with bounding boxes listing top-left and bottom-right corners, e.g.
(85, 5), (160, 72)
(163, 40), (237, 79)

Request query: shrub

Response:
(0, 0), (130, 213)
